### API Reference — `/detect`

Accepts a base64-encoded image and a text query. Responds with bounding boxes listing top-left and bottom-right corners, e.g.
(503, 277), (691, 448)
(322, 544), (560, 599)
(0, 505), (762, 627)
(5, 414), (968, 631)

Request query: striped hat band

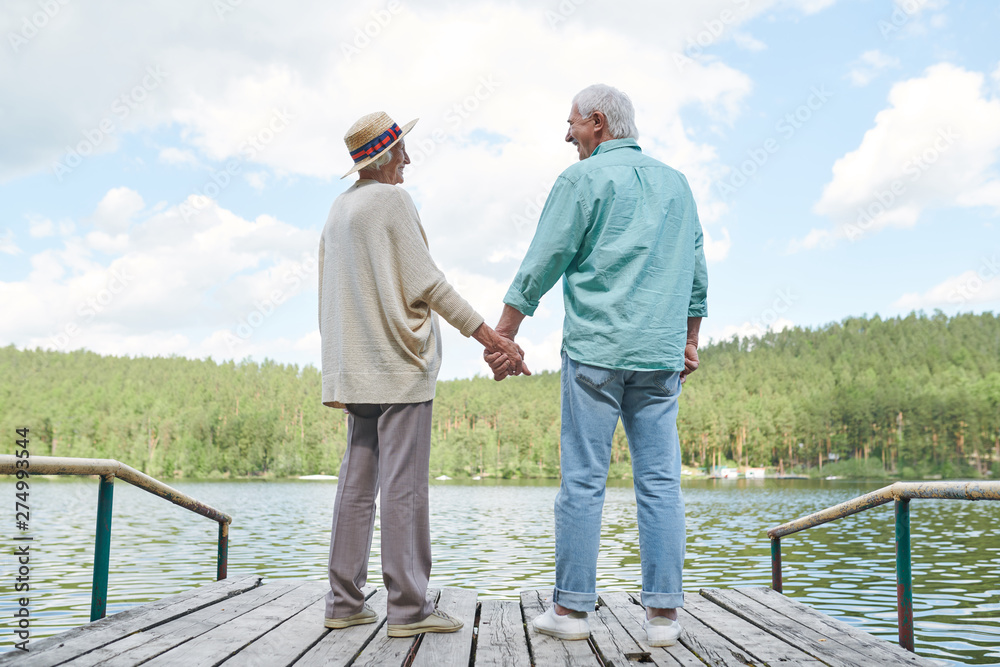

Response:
(350, 123), (402, 163)
(342, 112), (417, 179)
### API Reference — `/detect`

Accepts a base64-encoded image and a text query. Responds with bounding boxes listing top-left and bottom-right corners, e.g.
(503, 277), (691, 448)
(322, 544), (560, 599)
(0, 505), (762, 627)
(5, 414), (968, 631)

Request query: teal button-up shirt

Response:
(504, 138), (708, 371)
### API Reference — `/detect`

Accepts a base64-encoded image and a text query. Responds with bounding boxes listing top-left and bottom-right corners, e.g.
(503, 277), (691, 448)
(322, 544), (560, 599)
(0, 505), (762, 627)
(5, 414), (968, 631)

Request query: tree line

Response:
(1, 311), (997, 480)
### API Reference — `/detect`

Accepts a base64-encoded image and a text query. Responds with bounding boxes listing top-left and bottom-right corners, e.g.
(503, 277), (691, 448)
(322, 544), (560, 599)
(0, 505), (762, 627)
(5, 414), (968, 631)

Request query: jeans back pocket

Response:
(574, 362), (618, 390)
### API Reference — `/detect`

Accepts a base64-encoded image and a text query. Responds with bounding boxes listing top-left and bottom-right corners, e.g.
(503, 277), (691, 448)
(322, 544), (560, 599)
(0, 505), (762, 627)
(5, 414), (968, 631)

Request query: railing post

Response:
(217, 521), (229, 580)
(91, 475), (114, 621)
(771, 536), (782, 592)
(895, 498), (914, 652)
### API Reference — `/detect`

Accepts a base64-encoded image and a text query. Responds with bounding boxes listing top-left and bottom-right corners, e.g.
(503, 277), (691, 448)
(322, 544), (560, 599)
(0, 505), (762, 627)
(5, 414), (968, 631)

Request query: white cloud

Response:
(91, 187), (145, 233)
(28, 216), (55, 238)
(703, 226), (732, 262)
(158, 147), (202, 168)
(710, 317), (794, 343)
(515, 328), (564, 376)
(893, 0), (946, 15)
(29, 218), (78, 238)
(847, 50), (900, 87)
(0, 229), (21, 255)
(893, 262), (1000, 310)
(732, 32), (767, 52)
(293, 330), (321, 353)
(0, 188), (318, 358)
(0, 0), (844, 272)
(797, 0), (837, 12)
(786, 228), (832, 253)
(797, 63), (1000, 249)
(0, 0), (845, 371)
(244, 171), (269, 192)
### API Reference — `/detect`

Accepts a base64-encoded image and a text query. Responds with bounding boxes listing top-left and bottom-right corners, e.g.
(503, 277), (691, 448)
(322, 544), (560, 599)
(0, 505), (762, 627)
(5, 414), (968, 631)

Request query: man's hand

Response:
(680, 316), (702, 385)
(480, 305), (530, 381)
(485, 341), (530, 381)
(493, 336), (530, 380)
(472, 321), (530, 380)
(680, 343), (698, 384)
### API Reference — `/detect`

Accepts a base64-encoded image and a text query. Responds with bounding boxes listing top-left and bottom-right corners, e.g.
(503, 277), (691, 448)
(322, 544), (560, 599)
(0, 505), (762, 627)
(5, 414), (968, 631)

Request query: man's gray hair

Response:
(573, 84), (639, 140)
(369, 143), (397, 169)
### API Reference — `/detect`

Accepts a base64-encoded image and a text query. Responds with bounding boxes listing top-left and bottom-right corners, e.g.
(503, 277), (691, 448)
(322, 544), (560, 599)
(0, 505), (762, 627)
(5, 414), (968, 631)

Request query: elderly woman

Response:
(319, 112), (525, 636)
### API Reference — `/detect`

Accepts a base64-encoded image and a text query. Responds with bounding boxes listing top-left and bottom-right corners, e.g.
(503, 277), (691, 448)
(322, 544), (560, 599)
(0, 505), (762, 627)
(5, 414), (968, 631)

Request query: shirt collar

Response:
(591, 137), (641, 156)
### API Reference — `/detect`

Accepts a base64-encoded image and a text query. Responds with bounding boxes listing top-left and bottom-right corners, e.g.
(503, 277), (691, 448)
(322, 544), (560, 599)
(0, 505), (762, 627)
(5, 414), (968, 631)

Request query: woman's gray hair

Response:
(573, 84), (639, 140)
(369, 143), (397, 169)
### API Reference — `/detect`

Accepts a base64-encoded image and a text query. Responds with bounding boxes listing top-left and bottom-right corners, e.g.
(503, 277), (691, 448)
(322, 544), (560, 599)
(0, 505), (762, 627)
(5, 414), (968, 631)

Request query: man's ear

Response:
(592, 111), (608, 134)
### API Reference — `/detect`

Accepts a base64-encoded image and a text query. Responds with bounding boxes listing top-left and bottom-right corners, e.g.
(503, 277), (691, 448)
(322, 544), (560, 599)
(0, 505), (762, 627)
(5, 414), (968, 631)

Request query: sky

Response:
(1, 0), (998, 380)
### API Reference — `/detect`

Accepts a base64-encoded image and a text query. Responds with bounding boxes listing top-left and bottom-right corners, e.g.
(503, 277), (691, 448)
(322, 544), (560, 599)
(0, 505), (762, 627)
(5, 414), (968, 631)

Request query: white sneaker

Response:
(531, 606), (590, 640)
(644, 615), (682, 646)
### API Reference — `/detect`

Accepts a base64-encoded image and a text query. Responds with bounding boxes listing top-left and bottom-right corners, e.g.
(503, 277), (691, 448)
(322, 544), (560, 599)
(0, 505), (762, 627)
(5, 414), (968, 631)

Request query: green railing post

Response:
(771, 537), (782, 592)
(217, 521), (229, 580)
(91, 475), (114, 621)
(895, 498), (914, 652)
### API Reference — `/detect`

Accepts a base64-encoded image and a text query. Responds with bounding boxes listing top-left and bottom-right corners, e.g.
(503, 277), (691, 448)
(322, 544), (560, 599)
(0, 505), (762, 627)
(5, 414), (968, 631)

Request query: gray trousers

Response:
(324, 400), (436, 625)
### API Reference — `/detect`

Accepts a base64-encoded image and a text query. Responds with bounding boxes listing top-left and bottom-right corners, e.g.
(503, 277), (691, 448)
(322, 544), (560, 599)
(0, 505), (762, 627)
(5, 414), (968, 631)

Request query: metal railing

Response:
(767, 480), (1000, 652)
(0, 455), (232, 621)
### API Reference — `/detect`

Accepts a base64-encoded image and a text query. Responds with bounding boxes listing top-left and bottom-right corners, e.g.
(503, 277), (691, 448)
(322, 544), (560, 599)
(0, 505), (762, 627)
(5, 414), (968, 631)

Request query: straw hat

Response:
(342, 111), (418, 179)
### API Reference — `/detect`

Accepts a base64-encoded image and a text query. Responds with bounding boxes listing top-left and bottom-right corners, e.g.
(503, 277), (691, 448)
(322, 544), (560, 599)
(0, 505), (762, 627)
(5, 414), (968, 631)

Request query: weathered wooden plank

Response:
(0, 574), (263, 667)
(410, 588), (477, 667)
(474, 600), (531, 667)
(220, 584), (375, 667)
(684, 593), (823, 665)
(599, 592), (704, 667)
(591, 598), (651, 666)
(293, 588), (389, 667)
(699, 588), (875, 667)
(625, 593), (758, 667)
(141, 582), (323, 667)
(345, 588), (441, 667)
(674, 608), (762, 667)
(348, 621), (419, 667)
(58, 581), (305, 667)
(717, 587), (938, 667)
(520, 590), (598, 666)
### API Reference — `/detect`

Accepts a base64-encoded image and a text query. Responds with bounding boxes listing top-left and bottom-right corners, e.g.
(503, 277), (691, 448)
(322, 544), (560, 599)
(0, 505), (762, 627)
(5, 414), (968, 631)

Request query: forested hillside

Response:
(1, 311), (997, 479)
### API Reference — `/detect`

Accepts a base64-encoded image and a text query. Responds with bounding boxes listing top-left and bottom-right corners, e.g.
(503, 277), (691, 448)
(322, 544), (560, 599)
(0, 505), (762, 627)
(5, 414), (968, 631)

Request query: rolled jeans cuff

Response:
(641, 590), (684, 609)
(552, 586), (597, 613)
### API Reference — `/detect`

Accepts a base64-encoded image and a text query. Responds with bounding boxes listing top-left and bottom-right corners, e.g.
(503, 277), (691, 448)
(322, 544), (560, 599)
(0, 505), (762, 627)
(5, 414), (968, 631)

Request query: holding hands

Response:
(481, 305), (531, 382)
(484, 336), (530, 381)
(472, 315), (531, 381)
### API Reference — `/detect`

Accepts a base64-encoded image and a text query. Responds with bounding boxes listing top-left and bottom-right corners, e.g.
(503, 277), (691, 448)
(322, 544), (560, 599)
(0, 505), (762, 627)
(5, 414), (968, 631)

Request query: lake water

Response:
(1, 477), (998, 664)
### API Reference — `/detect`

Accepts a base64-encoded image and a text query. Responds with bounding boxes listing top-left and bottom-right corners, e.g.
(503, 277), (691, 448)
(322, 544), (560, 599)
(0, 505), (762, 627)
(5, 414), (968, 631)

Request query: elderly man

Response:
(487, 84), (707, 646)
(319, 111), (524, 636)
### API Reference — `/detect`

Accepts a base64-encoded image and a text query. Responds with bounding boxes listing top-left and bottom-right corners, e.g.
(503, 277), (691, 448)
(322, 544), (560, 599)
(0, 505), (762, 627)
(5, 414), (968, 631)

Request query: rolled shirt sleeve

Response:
(503, 176), (587, 316)
(688, 220), (708, 318)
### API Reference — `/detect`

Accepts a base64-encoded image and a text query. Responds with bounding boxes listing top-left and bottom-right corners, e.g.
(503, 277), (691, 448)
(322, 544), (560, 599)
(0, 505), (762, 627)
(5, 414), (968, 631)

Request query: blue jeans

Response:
(554, 352), (685, 612)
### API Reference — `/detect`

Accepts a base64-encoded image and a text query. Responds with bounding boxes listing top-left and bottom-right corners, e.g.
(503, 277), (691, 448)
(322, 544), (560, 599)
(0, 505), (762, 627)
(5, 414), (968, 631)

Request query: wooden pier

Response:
(2, 574), (936, 666)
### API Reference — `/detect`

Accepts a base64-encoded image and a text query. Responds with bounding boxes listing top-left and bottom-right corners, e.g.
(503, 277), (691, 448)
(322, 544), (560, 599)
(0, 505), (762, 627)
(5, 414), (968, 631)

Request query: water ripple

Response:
(0, 478), (997, 664)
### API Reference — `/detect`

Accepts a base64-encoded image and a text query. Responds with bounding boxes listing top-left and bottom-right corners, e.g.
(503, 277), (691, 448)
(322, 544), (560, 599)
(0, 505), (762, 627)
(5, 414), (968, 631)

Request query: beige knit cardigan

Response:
(318, 180), (484, 408)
